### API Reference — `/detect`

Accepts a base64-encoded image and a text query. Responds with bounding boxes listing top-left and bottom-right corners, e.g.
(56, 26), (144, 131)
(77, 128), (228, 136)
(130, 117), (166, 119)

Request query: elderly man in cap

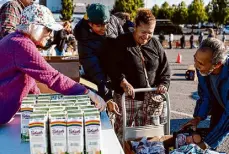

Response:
(182, 38), (229, 149)
(74, 3), (123, 115)
(0, 0), (35, 39)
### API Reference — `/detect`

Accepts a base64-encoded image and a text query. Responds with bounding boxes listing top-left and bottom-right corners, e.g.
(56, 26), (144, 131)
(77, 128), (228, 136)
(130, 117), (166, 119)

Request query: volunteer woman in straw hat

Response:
(0, 4), (107, 125)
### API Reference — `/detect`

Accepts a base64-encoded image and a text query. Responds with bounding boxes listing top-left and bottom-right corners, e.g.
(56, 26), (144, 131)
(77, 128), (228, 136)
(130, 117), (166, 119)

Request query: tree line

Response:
(113, 0), (229, 27)
(60, 0), (229, 27)
(152, 0), (229, 26)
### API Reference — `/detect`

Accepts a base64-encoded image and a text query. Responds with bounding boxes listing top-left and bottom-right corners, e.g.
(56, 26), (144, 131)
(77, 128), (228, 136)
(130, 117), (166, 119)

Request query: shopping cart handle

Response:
(133, 88), (158, 93)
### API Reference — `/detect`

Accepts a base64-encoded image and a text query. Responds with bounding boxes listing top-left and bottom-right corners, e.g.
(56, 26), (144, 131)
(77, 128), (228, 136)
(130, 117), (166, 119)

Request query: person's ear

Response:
(214, 62), (222, 69)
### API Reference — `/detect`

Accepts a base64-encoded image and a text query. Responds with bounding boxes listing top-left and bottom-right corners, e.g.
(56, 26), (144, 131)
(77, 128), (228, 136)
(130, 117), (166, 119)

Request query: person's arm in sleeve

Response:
(181, 74), (211, 131)
(204, 112), (229, 148)
(0, 3), (20, 37)
(14, 40), (87, 95)
(156, 40), (171, 89)
(101, 38), (125, 87)
(78, 41), (113, 101)
(193, 72), (211, 120)
(78, 41), (107, 86)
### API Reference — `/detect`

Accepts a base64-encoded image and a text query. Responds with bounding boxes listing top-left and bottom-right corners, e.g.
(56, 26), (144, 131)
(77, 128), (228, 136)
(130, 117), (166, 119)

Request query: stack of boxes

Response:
(20, 94), (102, 154)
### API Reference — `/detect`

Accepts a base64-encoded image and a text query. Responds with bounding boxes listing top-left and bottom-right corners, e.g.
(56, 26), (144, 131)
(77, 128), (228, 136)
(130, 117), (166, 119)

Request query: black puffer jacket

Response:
(74, 15), (123, 100)
(104, 33), (171, 100)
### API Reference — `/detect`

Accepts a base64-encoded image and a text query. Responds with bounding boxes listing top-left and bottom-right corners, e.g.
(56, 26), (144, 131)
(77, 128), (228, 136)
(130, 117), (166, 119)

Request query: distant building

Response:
(40, 0), (116, 13)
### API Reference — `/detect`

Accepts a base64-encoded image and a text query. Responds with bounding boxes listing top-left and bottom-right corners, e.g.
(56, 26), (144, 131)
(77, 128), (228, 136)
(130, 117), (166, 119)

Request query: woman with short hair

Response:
(105, 8), (171, 141)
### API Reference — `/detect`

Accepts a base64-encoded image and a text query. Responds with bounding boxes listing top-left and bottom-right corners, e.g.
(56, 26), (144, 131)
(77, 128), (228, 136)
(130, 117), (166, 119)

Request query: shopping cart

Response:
(121, 88), (171, 149)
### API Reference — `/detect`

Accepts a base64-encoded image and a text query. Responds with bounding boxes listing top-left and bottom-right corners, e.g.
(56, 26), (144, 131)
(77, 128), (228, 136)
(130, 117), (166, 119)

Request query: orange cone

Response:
(176, 52), (182, 63)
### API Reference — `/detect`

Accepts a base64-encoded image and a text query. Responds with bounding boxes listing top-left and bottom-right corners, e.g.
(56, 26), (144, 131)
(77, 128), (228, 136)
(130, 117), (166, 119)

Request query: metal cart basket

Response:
(121, 88), (171, 148)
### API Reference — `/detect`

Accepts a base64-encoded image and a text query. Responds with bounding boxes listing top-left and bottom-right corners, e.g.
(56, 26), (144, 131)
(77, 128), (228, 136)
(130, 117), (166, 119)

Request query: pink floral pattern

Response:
(19, 4), (62, 31)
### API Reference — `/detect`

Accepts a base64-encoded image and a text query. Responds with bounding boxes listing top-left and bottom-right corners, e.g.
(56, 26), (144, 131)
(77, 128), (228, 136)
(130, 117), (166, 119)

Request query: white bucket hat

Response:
(18, 4), (62, 31)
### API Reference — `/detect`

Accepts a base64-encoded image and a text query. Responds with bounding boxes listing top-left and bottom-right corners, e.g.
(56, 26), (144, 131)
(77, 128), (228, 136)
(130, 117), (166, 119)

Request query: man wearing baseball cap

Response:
(74, 3), (123, 115)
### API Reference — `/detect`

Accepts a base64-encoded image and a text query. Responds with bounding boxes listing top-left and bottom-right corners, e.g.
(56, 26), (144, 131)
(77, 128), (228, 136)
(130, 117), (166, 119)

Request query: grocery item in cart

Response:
(131, 137), (165, 154)
(84, 111), (101, 154)
(67, 111), (84, 154)
(21, 100), (35, 142)
(49, 112), (67, 154)
(29, 113), (48, 154)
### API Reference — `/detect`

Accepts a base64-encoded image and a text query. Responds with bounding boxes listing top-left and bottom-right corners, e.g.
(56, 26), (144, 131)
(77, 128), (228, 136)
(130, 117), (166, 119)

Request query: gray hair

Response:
(199, 38), (228, 65)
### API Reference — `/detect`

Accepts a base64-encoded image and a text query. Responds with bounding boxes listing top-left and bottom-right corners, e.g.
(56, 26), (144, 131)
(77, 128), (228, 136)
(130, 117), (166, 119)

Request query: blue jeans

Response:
(55, 47), (64, 56)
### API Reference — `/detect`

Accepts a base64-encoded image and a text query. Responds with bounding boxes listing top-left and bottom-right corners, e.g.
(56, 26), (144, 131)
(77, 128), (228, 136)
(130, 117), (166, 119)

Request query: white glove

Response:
(86, 90), (107, 112)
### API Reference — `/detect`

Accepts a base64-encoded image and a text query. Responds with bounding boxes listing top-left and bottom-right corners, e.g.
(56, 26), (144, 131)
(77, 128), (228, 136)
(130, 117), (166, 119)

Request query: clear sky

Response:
(145, 0), (211, 8)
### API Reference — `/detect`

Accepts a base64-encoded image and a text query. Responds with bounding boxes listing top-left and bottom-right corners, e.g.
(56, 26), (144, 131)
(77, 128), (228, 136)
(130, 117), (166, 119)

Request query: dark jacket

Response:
(104, 33), (171, 100)
(52, 30), (68, 52)
(106, 15), (124, 38)
(74, 15), (123, 100)
(123, 20), (134, 33)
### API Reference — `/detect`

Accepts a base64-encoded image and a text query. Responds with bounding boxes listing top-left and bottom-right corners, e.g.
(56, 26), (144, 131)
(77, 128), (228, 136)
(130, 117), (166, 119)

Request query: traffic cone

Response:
(176, 52), (182, 63)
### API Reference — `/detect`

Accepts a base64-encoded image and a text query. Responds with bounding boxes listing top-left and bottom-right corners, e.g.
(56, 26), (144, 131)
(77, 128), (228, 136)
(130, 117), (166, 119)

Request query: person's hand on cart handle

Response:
(107, 100), (121, 116)
(120, 78), (135, 99)
(86, 90), (107, 112)
(156, 85), (167, 94)
(181, 116), (202, 131)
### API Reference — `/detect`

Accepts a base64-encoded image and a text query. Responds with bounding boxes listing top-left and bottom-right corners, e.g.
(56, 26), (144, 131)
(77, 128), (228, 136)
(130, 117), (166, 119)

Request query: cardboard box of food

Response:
(124, 135), (174, 154)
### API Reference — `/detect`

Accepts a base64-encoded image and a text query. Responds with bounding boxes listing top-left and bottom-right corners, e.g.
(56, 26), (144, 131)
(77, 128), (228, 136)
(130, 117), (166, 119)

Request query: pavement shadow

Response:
(170, 118), (210, 133)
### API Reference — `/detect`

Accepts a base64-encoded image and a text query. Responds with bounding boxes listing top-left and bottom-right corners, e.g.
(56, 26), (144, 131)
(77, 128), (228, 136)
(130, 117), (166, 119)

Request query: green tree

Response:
(205, 2), (213, 22)
(171, 1), (188, 24)
(60, 0), (73, 21)
(188, 0), (208, 25)
(113, 0), (144, 19)
(157, 2), (174, 19)
(210, 0), (229, 25)
(151, 4), (160, 18)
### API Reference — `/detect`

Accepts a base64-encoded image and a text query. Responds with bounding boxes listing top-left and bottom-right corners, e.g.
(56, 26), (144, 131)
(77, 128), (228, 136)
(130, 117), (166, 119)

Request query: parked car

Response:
(154, 19), (183, 34)
(223, 25), (229, 34)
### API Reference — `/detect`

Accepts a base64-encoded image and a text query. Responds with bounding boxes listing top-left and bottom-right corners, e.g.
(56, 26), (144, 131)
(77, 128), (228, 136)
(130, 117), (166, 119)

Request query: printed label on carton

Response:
(85, 114), (101, 154)
(67, 115), (84, 154)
